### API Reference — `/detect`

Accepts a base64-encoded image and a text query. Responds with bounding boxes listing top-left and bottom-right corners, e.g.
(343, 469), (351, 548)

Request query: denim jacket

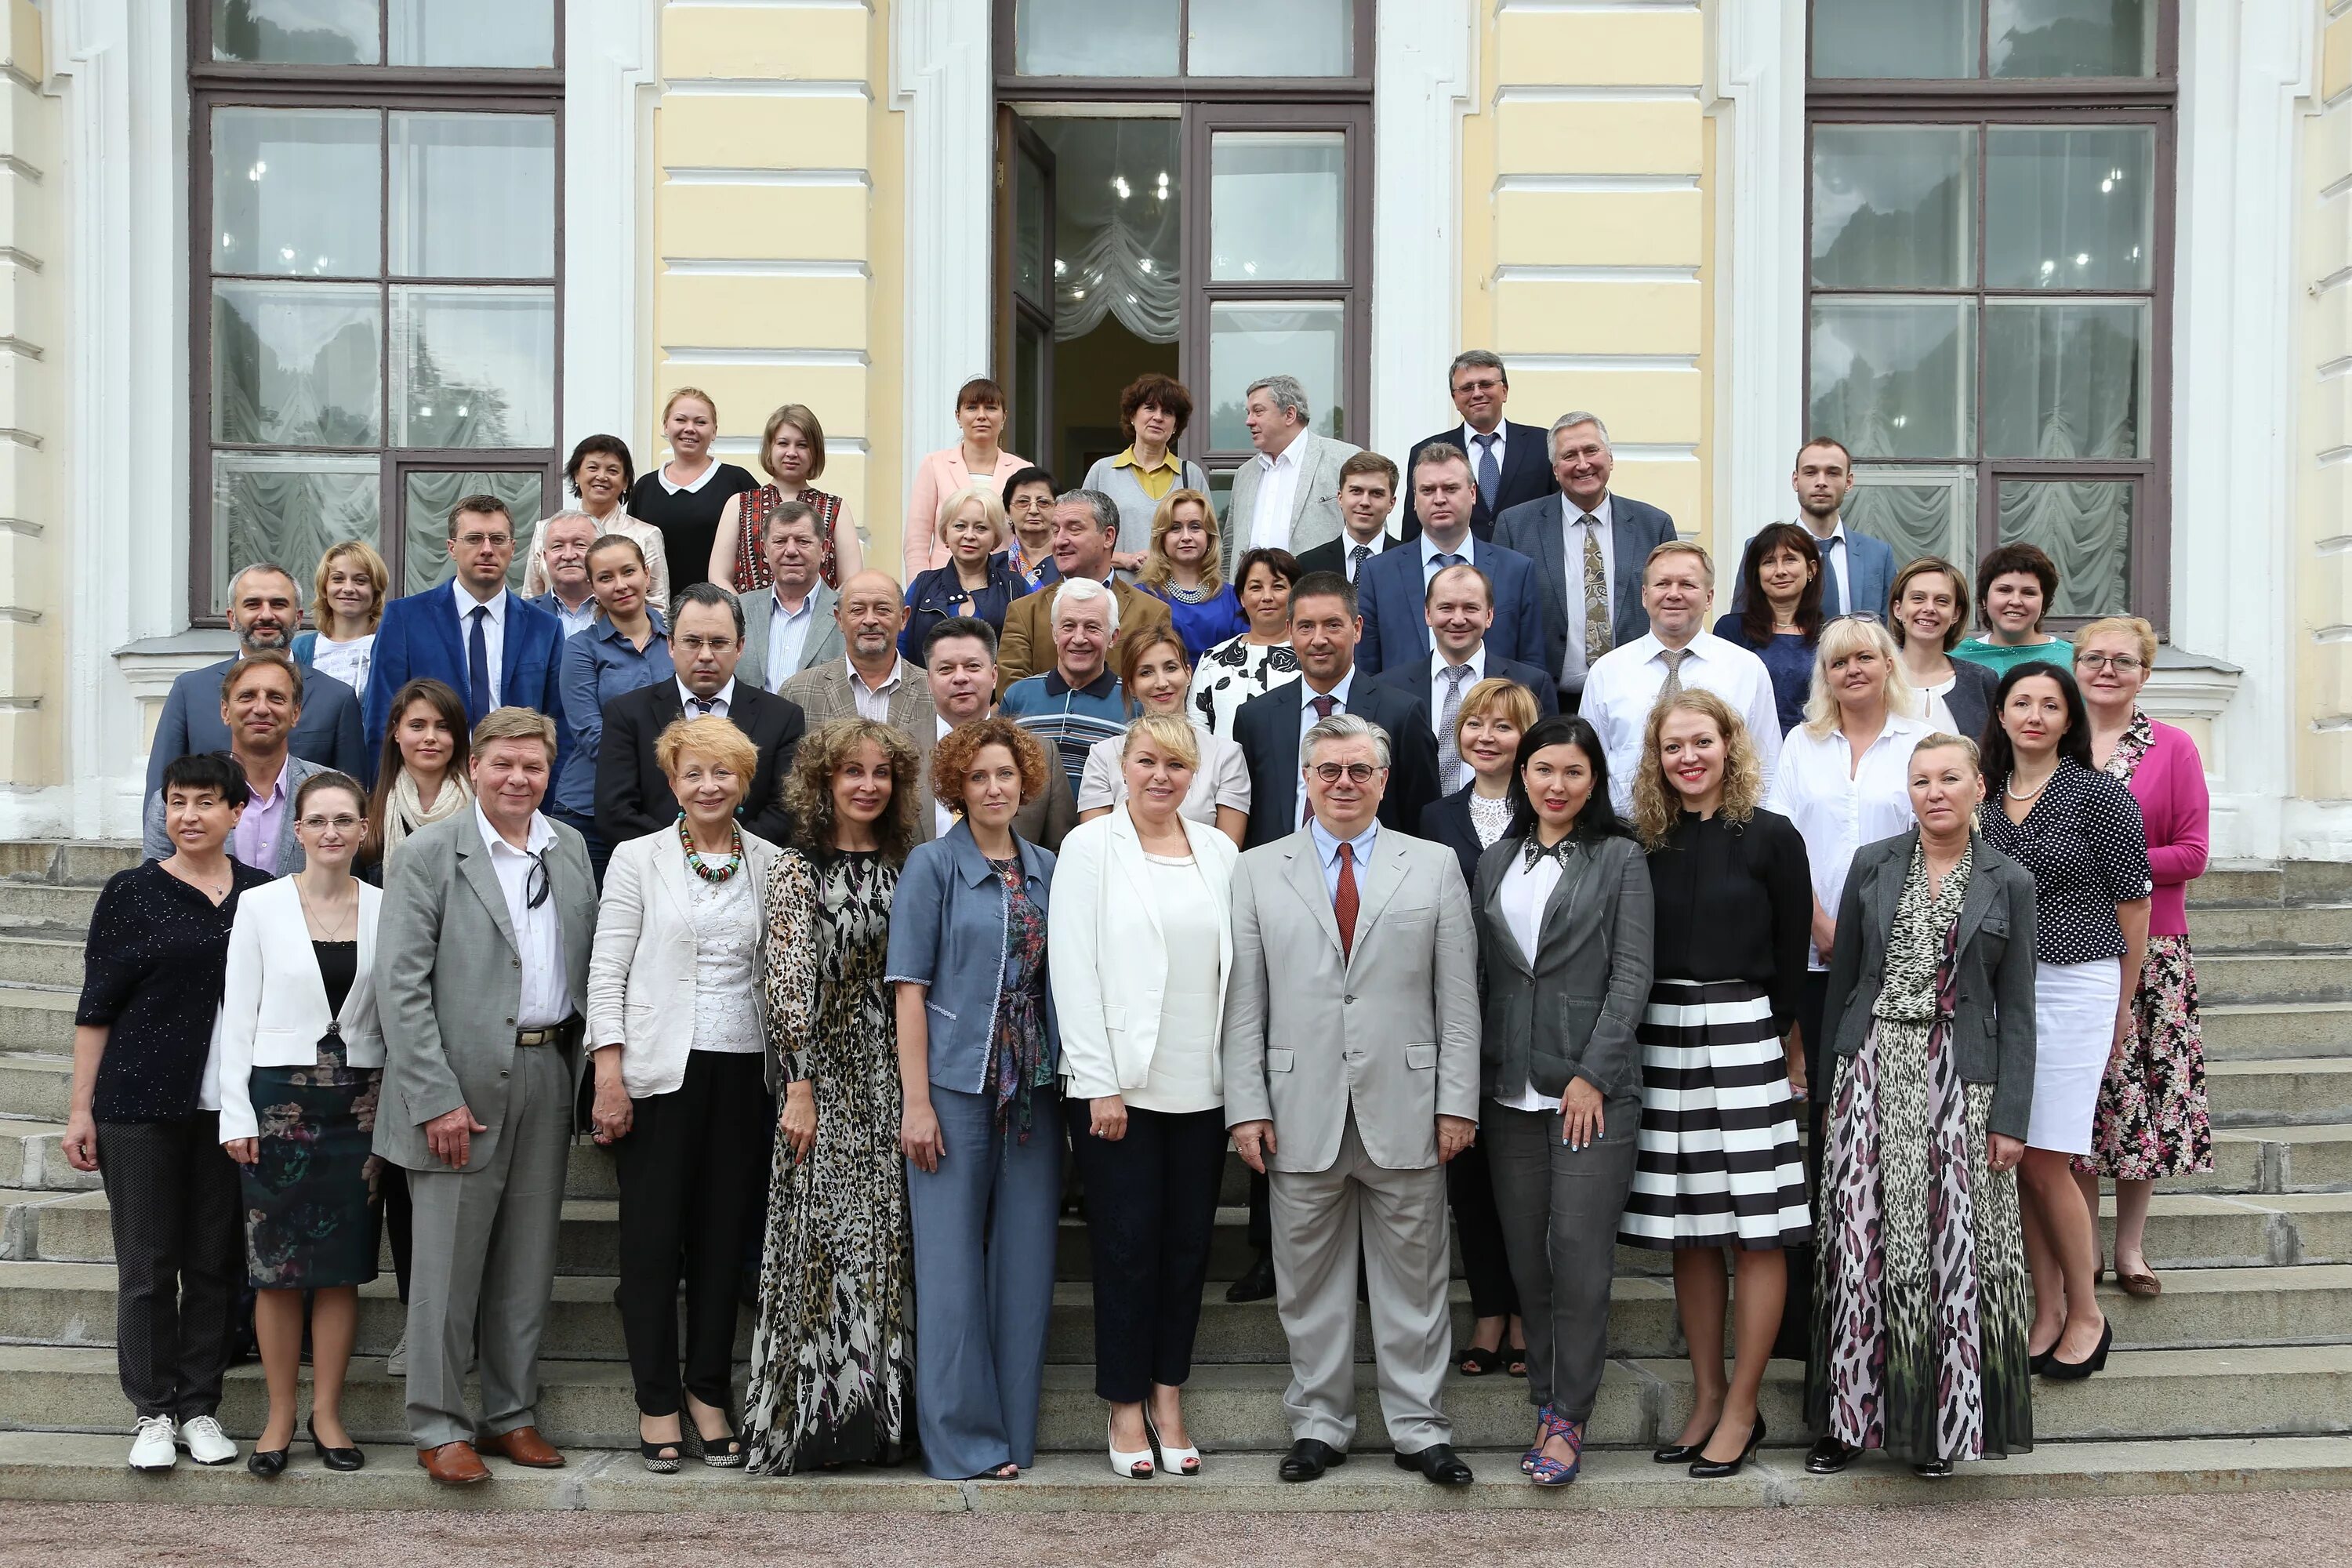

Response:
(884, 818), (1060, 1094)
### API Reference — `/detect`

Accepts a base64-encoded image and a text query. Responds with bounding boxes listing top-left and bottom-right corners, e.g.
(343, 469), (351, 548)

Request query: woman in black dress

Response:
(626, 387), (759, 590)
(215, 771), (383, 1476)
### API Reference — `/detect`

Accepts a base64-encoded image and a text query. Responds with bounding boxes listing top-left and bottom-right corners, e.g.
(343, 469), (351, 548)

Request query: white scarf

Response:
(382, 768), (474, 865)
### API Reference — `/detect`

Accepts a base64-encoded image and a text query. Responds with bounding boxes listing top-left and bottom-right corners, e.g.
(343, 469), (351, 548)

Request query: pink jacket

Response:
(2125, 718), (2209, 938)
(903, 447), (1030, 579)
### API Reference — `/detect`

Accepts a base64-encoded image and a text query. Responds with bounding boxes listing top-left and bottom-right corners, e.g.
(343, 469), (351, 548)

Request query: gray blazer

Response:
(1818, 828), (2040, 1142)
(142, 753), (334, 873)
(1221, 826), (1480, 1173)
(1219, 430), (1364, 579)
(777, 656), (936, 735)
(370, 810), (598, 1173)
(1472, 833), (1654, 1106)
(737, 581), (844, 693)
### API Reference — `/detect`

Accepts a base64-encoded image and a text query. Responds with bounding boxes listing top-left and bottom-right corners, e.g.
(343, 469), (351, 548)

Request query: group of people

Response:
(78, 350), (2210, 1490)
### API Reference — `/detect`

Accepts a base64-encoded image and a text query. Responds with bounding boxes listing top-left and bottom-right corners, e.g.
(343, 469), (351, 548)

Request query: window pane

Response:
(1812, 0), (1979, 78)
(388, 0), (554, 67)
(391, 287), (556, 448)
(1189, 0), (1352, 77)
(1846, 465), (1977, 575)
(1207, 301), (1345, 449)
(212, 453), (380, 615)
(1998, 479), (2132, 615)
(1013, 0), (1179, 76)
(1012, 317), (1047, 468)
(401, 471), (548, 594)
(1985, 126), (2154, 290)
(212, 282), (382, 446)
(1015, 149), (1049, 310)
(1210, 132), (1345, 282)
(390, 114), (557, 279)
(1809, 297), (1976, 460)
(212, 0), (380, 64)
(212, 109), (380, 279)
(1811, 126), (1975, 289)
(1984, 299), (2148, 459)
(1990, 0), (2154, 78)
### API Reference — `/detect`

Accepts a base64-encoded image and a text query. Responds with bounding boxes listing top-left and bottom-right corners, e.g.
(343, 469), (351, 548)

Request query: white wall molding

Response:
(1370, 0), (1478, 459)
(562, 0), (658, 456)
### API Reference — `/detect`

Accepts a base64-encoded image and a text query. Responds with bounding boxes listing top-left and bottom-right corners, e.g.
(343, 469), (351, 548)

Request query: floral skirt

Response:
(2073, 935), (2212, 1181)
(240, 1043), (382, 1291)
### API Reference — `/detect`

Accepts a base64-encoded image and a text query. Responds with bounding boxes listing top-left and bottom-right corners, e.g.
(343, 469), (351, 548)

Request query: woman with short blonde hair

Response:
(902, 483), (1021, 661)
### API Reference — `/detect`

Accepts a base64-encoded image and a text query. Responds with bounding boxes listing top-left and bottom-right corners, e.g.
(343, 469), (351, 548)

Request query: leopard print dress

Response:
(742, 848), (914, 1472)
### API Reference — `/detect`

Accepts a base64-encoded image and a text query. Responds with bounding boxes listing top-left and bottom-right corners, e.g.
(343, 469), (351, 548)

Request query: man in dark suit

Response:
(594, 583), (803, 850)
(1356, 445), (1545, 681)
(1377, 562), (1560, 793)
(1399, 351), (1554, 543)
(146, 563), (368, 795)
(1493, 412), (1678, 706)
(363, 495), (570, 771)
(1292, 452), (1402, 584)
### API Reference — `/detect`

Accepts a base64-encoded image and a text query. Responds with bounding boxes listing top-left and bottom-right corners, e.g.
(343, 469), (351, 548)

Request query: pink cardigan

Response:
(903, 447), (1031, 579)
(2125, 717), (2209, 938)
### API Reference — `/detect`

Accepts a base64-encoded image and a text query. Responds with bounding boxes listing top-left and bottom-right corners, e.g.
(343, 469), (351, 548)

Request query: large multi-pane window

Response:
(1806, 0), (2174, 626)
(191, 2), (563, 622)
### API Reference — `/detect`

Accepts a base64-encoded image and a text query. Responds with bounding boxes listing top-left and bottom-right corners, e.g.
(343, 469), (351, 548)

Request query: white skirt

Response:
(2026, 958), (2125, 1156)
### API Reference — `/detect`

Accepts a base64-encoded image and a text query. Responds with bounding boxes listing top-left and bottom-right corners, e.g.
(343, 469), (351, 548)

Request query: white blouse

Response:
(1496, 849), (1566, 1113)
(1762, 712), (1937, 971)
(686, 869), (764, 1054)
(1123, 852), (1225, 1116)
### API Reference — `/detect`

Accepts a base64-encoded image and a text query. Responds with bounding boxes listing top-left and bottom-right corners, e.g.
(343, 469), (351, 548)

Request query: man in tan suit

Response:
(1223, 712), (1480, 1488)
(778, 568), (935, 735)
(911, 615), (1076, 851)
(995, 490), (1171, 694)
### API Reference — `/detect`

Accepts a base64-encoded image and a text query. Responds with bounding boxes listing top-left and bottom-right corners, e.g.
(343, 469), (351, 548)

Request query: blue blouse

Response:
(884, 818), (1061, 1095)
(555, 611), (673, 814)
(1713, 614), (1814, 735)
(1149, 583), (1250, 662)
(902, 554), (1022, 661)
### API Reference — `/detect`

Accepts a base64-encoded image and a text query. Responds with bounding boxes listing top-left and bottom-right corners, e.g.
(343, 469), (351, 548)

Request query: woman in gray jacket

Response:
(1473, 714), (1654, 1487)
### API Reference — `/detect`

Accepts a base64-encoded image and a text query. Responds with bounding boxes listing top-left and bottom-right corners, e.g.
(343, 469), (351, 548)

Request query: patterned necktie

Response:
(1474, 433), (1501, 513)
(465, 604), (492, 720)
(1581, 515), (1613, 665)
(1305, 694), (1338, 824)
(1658, 647), (1691, 702)
(689, 695), (717, 717)
(1437, 663), (1473, 794)
(1348, 543), (1371, 581)
(1334, 840), (1360, 960)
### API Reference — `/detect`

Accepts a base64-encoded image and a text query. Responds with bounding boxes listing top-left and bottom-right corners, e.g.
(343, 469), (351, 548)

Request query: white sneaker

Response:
(386, 1331), (407, 1377)
(128, 1415), (176, 1471)
(179, 1414), (238, 1465)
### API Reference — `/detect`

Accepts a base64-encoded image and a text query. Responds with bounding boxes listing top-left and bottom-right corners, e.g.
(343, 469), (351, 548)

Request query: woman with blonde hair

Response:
(293, 540), (389, 698)
(708, 402), (864, 594)
(626, 387), (759, 590)
(902, 483), (1022, 659)
(1621, 689), (1812, 1480)
(1138, 488), (1246, 661)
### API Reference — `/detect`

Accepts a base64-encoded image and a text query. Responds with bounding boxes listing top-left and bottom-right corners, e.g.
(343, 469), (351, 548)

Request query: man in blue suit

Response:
(145, 563), (368, 796)
(1792, 436), (1894, 620)
(1356, 445), (1544, 682)
(364, 495), (570, 775)
(1374, 563), (1560, 792)
(1399, 351), (1554, 543)
(1492, 412), (1678, 706)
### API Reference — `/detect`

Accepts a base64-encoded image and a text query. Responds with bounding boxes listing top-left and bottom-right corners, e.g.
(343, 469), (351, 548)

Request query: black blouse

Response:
(75, 859), (275, 1122)
(1644, 808), (1813, 1032)
(626, 463), (759, 592)
(1978, 757), (2152, 965)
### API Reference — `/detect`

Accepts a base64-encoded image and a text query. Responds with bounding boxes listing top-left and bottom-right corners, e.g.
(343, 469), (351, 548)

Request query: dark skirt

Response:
(241, 1040), (383, 1290)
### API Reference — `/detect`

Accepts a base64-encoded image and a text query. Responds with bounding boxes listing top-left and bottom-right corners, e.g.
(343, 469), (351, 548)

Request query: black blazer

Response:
(1938, 657), (2000, 751)
(1375, 651), (1562, 721)
(1231, 673), (1442, 851)
(1293, 532), (1394, 583)
(1401, 420), (1553, 543)
(1418, 784), (1490, 891)
(594, 680), (805, 849)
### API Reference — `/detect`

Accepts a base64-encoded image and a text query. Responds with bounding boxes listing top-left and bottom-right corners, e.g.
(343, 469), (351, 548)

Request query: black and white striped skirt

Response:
(1618, 978), (1811, 1251)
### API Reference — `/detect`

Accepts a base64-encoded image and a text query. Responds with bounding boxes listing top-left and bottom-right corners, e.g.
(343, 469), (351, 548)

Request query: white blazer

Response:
(1048, 807), (1237, 1102)
(210, 876), (385, 1145)
(586, 825), (783, 1100)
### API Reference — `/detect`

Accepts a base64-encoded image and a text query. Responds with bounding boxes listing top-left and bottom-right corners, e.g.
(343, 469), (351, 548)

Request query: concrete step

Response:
(0, 883), (97, 930)
(0, 1057), (70, 1123)
(2190, 905), (2352, 953)
(0, 1121), (97, 1195)
(2198, 953), (2352, 1007)
(0, 937), (87, 991)
(2207, 1059), (2352, 1127)
(2199, 1125), (2352, 1194)
(0, 844), (140, 885)
(0, 992), (75, 1058)
(2202, 1002), (2352, 1062)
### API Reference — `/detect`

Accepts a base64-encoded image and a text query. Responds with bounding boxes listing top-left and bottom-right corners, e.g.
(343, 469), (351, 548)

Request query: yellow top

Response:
(1113, 445), (1184, 503)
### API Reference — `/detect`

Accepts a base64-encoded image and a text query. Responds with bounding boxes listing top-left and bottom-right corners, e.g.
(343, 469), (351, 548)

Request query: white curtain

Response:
(1037, 121), (1181, 343)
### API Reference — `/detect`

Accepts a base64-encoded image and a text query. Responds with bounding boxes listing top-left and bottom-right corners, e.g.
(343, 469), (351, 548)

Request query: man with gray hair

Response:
(1223, 710), (1481, 1488)
(1494, 411), (1679, 705)
(1223, 374), (1363, 577)
(1402, 350), (1554, 543)
(524, 510), (602, 639)
(996, 487), (1172, 692)
(998, 575), (1129, 794)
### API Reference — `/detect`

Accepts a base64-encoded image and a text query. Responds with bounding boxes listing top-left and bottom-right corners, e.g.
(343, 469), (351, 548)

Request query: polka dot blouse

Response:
(1979, 757), (2154, 966)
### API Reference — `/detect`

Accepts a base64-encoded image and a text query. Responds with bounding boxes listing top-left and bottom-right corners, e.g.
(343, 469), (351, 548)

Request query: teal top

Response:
(1952, 635), (2074, 681)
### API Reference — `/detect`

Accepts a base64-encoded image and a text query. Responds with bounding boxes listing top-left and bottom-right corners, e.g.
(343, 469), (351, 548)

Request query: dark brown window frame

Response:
(1804, 1), (2178, 635)
(187, 5), (567, 626)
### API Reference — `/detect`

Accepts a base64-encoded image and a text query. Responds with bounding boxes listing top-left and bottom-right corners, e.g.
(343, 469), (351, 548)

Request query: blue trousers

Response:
(906, 1083), (1062, 1479)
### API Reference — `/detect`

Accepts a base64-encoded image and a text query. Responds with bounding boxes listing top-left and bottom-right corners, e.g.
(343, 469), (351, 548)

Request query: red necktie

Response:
(1335, 841), (1359, 960)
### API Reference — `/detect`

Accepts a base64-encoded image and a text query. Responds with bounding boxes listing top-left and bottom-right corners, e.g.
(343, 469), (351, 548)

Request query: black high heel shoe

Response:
(2042, 1319), (2113, 1381)
(246, 1446), (289, 1479)
(1653, 1427), (1715, 1465)
(307, 1417), (364, 1472)
(1689, 1414), (1766, 1479)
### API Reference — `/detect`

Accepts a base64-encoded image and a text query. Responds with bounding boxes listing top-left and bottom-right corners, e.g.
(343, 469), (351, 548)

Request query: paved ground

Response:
(6, 1491), (2351, 1567)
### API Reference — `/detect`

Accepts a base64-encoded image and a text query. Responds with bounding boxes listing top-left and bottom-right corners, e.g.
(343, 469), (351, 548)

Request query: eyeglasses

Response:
(524, 851), (550, 910)
(1309, 761), (1382, 785)
(2077, 653), (2145, 673)
(453, 532), (514, 550)
(675, 635), (739, 655)
(297, 814), (363, 833)
(1821, 612), (1884, 627)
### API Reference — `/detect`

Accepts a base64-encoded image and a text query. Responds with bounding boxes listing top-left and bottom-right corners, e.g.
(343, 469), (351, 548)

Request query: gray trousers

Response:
(401, 1043), (572, 1450)
(1268, 1109), (1452, 1453)
(1483, 1096), (1642, 1423)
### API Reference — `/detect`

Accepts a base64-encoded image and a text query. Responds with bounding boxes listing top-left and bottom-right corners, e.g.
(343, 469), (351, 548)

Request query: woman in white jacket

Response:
(212, 770), (383, 1478)
(1049, 712), (1239, 1480)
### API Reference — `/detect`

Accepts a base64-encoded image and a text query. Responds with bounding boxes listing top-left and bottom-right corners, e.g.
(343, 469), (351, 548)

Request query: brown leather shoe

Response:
(478, 1425), (565, 1468)
(416, 1441), (492, 1486)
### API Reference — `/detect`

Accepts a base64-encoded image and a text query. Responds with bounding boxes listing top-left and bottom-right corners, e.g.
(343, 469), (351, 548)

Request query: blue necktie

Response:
(1474, 432), (1501, 514)
(466, 604), (492, 720)
(1819, 533), (1846, 616)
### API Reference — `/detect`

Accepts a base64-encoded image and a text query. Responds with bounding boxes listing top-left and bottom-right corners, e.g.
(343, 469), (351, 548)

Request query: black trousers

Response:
(1063, 1101), (1227, 1403)
(609, 1050), (770, 1416)
(385, 1164), (415, 1304)
(1784, 968), (1834, 1364)
(1446, 1138), (1522, 1321)
(98, 1116), (244, 1421)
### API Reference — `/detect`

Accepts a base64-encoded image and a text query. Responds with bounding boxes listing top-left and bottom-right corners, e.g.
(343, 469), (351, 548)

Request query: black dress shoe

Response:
(1278, 1438), (1346, 1482)
(1652, 1431), (1711, 1465)
(1805, 1435), (1860, 1475)
(246, 1446), (289, 1479)
(1393, 1443), (1475, 1486)
(1226, 1253), (1277, 1304)
(1689, 1415), (1765, 1479)
(1912, 1459), (1955, 1478)
(307, 1418), (364, 1472)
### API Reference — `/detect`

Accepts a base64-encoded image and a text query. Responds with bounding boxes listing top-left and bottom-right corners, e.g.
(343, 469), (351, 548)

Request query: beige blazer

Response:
(210, 875), (385, 1143)
(521, 510), (672, 610)
(904, 446), (1030, 579)
(778, 656), (936, 735)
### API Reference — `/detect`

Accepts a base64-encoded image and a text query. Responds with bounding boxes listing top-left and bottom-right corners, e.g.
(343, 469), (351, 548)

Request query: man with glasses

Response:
(375, 706), (597, 1486)
(363, 496), (570, 771)
(1222, 711), (1481, 1488)
(1400, 350), (1553, 543)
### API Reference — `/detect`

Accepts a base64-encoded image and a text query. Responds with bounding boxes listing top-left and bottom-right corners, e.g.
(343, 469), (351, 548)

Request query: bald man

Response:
(778, 568), (938, 735)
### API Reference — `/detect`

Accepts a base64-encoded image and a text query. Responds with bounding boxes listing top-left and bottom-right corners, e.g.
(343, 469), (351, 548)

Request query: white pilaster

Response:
(1369, 0), (1477, 459)
(561, 0), (659, 455)
(890, 0), (992, 499)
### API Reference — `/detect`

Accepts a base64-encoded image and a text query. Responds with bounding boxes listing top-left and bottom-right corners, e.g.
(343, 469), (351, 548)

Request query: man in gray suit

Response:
(141, 652), (329, 873)
(1221, 374), (1363, 578)
(778, 568), (935, 735)
(735, 499), (842, 692)
(374, 706), (597, 1486)
(1223, 713), (1481, 1487)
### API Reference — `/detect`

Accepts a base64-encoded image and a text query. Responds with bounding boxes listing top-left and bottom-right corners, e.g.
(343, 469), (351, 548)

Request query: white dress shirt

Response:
(452, 579), (508, 706)
(1464, 421), (1507, 474)
(1763, 710), (1936, 971)
(1296, 669), (1357, 750)
(767, 587), (817, 686)
(1339, 530), (1387, 583)
(474, 804), (570, 1029)
(848, 657), (906, 722)
(676, 676), (739, 720)
(1810, 518), (1851, 615)
(1581, 630), (1784, 815)
(1497, 848), (1565, 1112)
(1557, 494), (1617, 691)
(1248, 437), (1305, 551)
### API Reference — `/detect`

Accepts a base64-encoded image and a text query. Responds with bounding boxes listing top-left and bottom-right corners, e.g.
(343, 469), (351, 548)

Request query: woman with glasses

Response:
(2070, 619), (2210, 1298)
(1714, 523), (1824, 735)
(212, 771), (383, 1478)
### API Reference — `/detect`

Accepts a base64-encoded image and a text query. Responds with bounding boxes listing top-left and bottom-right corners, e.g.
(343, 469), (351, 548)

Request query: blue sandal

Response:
(1527, 1406), (1583, 1487)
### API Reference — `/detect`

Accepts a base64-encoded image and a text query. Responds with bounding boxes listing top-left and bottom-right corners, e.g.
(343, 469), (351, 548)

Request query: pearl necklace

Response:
(2004, 771), (2054, 803)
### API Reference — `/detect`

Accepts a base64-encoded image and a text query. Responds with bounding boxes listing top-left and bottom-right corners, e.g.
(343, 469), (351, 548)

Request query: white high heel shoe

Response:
(1145, 1411), (1201, 1477)
(1109, 1417), (1155, 1479)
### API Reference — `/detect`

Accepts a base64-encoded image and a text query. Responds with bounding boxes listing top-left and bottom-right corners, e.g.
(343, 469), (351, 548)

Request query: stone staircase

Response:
(0, 840), (2347, 1512)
